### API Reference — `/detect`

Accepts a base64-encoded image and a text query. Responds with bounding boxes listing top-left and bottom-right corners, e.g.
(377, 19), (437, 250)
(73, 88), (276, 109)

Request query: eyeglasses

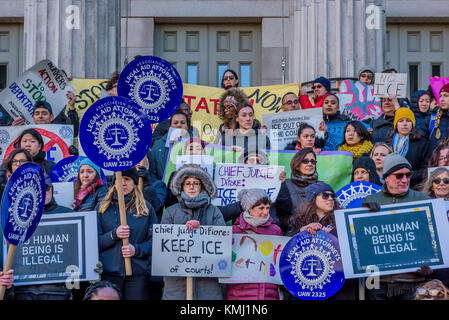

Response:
(11, 159), (29, 165)
(312, 85), (323, 90)
(433, 178), (449, 185)
(391, 172), (413, 180)
(320, 192), (336, 200)
(284, 100), (299, 105)
(301, 159), (317, 165)
(438, 156), (449, 162)
(223, 75), (235, 81)
(360, 73), (373, 79)
(224, 105), (236, 110)
(416, 287), (444, 298)
(184, 182), (201, 188)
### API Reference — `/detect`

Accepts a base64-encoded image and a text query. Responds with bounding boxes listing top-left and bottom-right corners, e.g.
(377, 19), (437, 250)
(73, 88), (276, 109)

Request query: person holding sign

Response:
(388, 108), (429, 187)
(298, 76), (331, 109)
(72, 158), (108, 212)
(14, 128), (55, 175)
(275, 148), (319, 233)
(162, 164), (225, 300)
(362, 153), (433, 300)
(96, 168), (158, 300)
(369, 94), (400, 144)
(419, 83), (449, 156)
(421, 168), (449, 200)
(338, 121), (373, 161)
(226, 189), (282, 300)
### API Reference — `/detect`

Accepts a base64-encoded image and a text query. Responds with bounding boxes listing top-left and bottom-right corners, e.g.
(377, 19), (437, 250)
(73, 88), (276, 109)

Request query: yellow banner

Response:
(70, 79), (299, 142)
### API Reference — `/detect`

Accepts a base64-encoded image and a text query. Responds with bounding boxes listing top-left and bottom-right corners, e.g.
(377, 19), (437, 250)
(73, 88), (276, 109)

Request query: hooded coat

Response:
(410, 90), (431, 130)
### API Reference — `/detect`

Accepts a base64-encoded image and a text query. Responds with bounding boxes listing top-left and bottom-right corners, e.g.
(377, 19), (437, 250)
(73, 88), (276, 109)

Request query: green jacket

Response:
(362, 184), (430, 205)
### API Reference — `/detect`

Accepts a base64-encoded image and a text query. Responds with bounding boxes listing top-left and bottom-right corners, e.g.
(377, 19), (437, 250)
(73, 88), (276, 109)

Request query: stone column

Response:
(290, 0), (386, 83)
(24, 0), (120, 78)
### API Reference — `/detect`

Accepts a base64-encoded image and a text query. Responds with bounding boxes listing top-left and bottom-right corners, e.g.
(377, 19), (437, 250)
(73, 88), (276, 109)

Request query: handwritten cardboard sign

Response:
(151, 224), (232, 278)
(374, 73), (408, 98)
(219, 234), (290, 285)
(212, 163), (284, 207)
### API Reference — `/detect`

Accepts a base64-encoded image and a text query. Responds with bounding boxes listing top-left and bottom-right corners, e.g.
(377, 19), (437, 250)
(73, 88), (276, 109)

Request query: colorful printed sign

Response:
(0, 60), (74, 125)
(49, 156), (106, 184)
(0, 124), (74, 164)
(212, 163), (284, 206)
(70, 78), (108, 118)
(219, 234), (290, 285)
(151, 224), (232, 278)
(335, 199), (449, 278)
(1, 211), (99, 286)
(336, 181), (382, 209)
(1, 163), (45, 246)
(279, 230), (345, 300)
(336, 80), (382, 121)
(79, 96), (152, 172)
(263, 108), (323, 150)
(374, 73), (408, 98)
(117, 55), (183, 123)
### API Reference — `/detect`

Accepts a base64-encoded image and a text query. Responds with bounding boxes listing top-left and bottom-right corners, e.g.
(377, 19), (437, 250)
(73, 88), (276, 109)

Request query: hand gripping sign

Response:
(279, 230), (345, 300)
(117, 55), (183, 123)
(79, 96), (152, 276)
(0, 163), (45, 299)
(49, 155), (107, 184)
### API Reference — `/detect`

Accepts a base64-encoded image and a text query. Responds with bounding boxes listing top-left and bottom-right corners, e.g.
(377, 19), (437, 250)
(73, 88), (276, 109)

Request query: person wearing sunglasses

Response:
(281, 92), (300, 112)
(216, 88), (250, 138)
(275, 148), (319, 233)
(221, 69), (239, 90)
(298, 76), (331, 110)
(358, 66), (375, 86)
(415, 279), (449, 300)
(362, 153), (431, 300)
(421, 167), (449, 200)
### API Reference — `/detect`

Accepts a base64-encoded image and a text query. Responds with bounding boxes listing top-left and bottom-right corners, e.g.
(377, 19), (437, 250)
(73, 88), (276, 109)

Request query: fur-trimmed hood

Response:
(169, 164), (217, 199)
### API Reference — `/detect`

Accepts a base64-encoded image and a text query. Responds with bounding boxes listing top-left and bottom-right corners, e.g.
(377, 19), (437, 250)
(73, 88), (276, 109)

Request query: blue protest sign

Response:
(117, 55), (183, 123)
(49, 156), (107, 184)
(323, 121), (370, 151)
(1, 163), (45, 246)
(279, 230), (345, 300)
(79, 96), (152, 172)
(336, 181), (382, 209)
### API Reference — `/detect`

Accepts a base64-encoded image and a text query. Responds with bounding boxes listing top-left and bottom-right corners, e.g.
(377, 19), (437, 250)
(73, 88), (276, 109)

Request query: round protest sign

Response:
(49, 155), (107, 183)
(336, 181), (382, 209)
(117, 55), (183, 123)
(1, 163), (45, 246)
(279, 230), (345, 300)
(79, 96), (152, 172)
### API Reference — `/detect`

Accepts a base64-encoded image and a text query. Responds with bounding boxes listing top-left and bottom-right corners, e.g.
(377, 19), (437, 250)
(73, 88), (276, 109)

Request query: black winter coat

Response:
(419, 110), (449, 158)
(369, 114), (395, 144)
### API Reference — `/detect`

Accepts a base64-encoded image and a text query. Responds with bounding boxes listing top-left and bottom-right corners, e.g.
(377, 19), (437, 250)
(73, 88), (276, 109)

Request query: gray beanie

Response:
(238, 189), (270, 211)
(382, 153), (412, 179)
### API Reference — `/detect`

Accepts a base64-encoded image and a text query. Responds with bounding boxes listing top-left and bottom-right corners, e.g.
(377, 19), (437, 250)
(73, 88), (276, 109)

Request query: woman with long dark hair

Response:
(338, 121), (373, 161)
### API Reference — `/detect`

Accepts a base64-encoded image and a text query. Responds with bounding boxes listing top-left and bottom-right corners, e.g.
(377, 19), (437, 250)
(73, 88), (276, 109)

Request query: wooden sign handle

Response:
(0, 244), (17, 300)
(115, 172), (132, 276)
(138, 176), (144, 192)
(186, 276), (193, 300)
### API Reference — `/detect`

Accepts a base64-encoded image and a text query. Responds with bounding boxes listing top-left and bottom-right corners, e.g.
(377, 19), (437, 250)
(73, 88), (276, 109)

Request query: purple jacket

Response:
(226, 213), (282, 300)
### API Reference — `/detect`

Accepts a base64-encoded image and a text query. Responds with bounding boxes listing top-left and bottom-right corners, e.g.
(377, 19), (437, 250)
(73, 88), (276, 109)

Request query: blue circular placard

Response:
(336, 181), (382, 209)
(49, 156), (107, 184)
(117, 55), (183, 123)
(1, 163), (45, 246)
(279, 230), (345, 300)
(79, 96), (152, 172)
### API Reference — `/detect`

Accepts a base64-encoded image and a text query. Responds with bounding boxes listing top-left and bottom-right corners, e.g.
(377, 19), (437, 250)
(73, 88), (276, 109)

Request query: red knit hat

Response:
(440, 83), (449, 94)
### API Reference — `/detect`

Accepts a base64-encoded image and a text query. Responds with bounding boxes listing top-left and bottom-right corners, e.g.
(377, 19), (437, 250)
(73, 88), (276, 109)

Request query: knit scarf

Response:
(392, 133), (410, 158)
(290, 172), (319, 188)
(243, 210), (270, 228)
(178, 191), (211, 225)
(339, 140), (373, 160)
(73, 180), (104, 209)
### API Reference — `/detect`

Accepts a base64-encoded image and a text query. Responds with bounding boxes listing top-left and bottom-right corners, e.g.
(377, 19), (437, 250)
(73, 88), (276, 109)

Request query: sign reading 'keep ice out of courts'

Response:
(152, 224), (232, 278)
(335, 199), (449, 278)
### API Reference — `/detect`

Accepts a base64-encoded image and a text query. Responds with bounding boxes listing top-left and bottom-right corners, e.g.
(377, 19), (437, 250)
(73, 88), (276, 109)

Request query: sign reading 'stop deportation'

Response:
(0, 60), (74, 125)
(262, 108), (322, 150)
(151, 224), (232, 278)
(1, 211), (99, 286)
(335, 199), (449, 278)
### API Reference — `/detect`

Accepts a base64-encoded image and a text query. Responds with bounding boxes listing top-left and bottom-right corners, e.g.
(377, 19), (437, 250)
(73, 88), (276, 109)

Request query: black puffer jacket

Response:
(369, 114), (395, 144)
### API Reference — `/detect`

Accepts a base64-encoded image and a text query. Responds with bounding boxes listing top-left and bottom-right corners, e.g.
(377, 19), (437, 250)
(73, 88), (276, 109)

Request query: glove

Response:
(362, 202), (381, 212)
(68, 145), (79, 156)
(137, 166), (147, 178)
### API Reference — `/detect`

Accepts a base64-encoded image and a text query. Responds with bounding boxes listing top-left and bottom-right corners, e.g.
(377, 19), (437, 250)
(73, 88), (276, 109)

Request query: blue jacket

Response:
(419, 109), (449, 157)
(96, 195), (158, 277)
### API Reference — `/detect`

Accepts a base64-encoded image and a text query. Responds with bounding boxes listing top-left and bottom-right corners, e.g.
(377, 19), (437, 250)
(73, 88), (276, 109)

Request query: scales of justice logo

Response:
(92, 111), (140, 161)
(288, 241), (336, 291)
(129, 68), (171, 114)
(8, 179), (42, 235)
